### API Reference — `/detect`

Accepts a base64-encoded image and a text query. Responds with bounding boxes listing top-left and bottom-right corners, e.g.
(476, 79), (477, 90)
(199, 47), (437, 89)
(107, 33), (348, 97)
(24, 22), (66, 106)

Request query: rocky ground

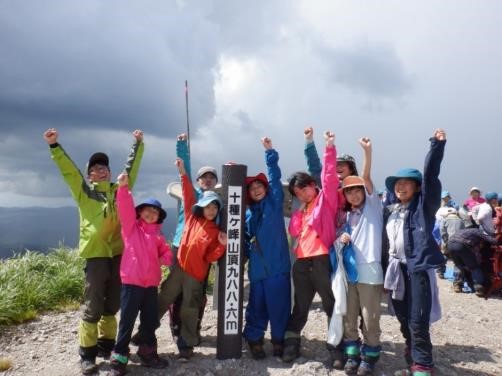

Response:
(1, 265), (502, 376)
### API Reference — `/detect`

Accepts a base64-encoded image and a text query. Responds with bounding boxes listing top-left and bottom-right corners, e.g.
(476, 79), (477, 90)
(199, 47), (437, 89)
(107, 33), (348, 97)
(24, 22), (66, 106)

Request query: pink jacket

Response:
(117, 186), (173, 288)
(289, 144), (339, 251)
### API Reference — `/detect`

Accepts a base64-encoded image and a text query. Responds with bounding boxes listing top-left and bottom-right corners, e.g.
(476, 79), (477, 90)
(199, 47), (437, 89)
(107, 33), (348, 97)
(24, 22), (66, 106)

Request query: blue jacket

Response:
(383, 138), (446, 273)
(245, 149), (291, 282)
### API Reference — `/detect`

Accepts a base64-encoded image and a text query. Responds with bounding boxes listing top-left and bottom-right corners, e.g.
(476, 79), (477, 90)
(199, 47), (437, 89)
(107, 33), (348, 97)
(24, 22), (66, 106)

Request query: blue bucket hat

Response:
(485, 192), (498, 201)
(385, 168), (423, 192)
(441, 190), (451, 199)
(192, 191), (223, 214)
(135, 198), (167, 224)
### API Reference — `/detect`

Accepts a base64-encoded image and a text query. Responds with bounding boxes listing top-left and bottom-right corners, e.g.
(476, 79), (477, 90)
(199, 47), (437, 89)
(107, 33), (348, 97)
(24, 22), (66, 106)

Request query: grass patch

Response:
(0, 247), (84, 325)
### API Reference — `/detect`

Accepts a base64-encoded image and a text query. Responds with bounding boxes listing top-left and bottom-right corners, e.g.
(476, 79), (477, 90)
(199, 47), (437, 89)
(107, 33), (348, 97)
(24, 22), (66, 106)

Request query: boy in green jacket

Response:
(43, 128), (144, 375)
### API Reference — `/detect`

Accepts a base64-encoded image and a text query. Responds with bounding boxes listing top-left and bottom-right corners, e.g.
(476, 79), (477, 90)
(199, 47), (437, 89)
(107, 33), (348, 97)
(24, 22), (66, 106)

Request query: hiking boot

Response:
(80, 359), (97, 375)
(357, 360), (376, 375)
(248, 341), (266, 360)
(474, 284), (485, 297)
(453, 284), (463, 293)
(178, 346), (194, 361)
(97, 338), (114, 359)
(329, 347), (345, 370)
(344, 358), (359, 375)
(282, 343), (300, 363)
(139, 353), (169, 369)
(272, 343), (284, 357)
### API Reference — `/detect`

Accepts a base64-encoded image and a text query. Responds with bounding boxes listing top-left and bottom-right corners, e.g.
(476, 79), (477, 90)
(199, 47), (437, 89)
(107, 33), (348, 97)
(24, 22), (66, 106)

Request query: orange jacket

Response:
(177, 174), (225, 282)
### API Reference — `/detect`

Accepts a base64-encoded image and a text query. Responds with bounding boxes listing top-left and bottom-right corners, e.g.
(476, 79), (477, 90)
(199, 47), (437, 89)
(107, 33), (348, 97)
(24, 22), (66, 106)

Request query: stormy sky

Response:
(1, 0), (500, 209)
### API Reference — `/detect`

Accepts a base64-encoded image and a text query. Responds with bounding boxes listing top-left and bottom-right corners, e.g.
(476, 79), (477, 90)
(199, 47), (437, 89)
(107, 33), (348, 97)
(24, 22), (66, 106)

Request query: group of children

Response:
(44, 126), (448, 376)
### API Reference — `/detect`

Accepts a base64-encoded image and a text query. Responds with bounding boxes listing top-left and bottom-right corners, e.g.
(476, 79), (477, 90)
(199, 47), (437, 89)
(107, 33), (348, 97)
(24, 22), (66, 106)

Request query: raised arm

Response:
(116, 173), (137, 235)
(123, 129), (145, 189)
(304, 127), (322, 187)
(44, 128), (87, 205)
(176, 158), (196, 218)
(176, 133), (193, 180)
(262, 137), (284, 204)
(321, 131), (339, 211)
(358, 137), (374, 195)
(422, 129), (446, 219)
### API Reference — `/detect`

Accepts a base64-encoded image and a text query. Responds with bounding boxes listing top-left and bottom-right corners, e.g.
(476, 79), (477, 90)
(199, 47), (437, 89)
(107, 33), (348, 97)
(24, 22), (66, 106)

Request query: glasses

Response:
(89, 165), (109, 174)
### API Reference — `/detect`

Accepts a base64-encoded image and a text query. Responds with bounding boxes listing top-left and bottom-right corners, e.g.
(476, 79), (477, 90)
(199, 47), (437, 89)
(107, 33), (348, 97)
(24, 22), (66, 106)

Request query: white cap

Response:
(469, 186), (481, 194)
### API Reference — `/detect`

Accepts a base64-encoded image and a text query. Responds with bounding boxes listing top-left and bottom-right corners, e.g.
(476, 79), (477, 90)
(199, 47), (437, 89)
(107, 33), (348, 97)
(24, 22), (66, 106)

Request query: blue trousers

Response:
(243, 272), (291, 344)
(391, 264), (433, 368)
(114, 284), (158, 355)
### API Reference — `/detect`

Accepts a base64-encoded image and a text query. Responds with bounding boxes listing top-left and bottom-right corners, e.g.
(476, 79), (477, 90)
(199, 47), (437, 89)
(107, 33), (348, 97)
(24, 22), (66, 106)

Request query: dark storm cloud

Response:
(0, 1), (220, 138)
(320, 41), (413, 98)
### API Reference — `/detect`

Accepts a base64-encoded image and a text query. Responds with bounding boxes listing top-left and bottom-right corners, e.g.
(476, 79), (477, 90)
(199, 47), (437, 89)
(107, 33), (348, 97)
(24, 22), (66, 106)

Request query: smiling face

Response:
(293, 183), (318, 204)
(394, 178), (421, 204)
(344, 186), (366, 208)
(336, 161), (352, 180)
(139, 206), (160, 224)
(87, 164), (111, 183)
(248, 180), (267, 202)
(203, 202), (219, 221)
(197, 172), (217, 191)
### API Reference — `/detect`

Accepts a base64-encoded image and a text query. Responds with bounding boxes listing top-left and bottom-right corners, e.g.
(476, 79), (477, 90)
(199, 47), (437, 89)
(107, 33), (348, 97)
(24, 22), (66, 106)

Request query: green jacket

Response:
(50, 141), (144, 259)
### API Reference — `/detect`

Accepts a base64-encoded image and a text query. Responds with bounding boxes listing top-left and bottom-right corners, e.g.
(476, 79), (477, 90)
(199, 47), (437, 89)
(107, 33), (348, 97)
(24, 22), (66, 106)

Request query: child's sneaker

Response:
(357, 360), (375, 375)
(137, 345), (169, 368)
(80, 359), (97, 375)
(178, 347), (194, 361)
(282, 343), (300, 363)
(248, 341), (266, 360)
(272, 343), (284, 357)
(344, 358), (359, 375)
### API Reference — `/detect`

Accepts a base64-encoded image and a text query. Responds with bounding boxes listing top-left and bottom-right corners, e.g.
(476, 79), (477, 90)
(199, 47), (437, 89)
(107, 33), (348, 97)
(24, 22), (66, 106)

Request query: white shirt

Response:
(476, 202), (495, 235)
(347, 191), (384, 284)
(386, 205), (407, 263)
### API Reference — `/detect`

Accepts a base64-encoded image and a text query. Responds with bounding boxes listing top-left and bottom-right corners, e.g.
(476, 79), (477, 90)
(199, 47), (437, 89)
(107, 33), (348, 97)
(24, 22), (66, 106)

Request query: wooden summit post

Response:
(216, 163), (247, 359)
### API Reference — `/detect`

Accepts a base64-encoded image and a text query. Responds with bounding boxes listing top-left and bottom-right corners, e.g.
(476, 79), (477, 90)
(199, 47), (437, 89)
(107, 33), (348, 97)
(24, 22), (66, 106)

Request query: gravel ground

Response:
(1, 264), (502, 376)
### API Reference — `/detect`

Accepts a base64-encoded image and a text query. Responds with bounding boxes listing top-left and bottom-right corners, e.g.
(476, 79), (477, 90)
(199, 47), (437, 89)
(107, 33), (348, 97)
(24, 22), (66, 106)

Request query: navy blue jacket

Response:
(383, 138), (446, 273)
(245, 149), (291, 282)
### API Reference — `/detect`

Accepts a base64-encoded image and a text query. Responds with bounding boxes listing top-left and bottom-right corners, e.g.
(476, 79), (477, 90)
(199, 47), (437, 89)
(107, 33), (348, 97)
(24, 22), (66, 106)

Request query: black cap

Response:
(87, 152), (109, 173)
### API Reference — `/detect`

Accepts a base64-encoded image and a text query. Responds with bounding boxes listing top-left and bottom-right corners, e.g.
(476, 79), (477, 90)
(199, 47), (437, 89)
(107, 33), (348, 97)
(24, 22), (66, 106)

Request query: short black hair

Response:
(288, 172), (317, 197)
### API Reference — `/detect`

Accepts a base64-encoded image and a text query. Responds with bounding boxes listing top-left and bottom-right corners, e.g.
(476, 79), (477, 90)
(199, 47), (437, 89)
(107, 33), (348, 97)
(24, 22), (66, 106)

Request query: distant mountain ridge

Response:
(0, 206), (177, 259)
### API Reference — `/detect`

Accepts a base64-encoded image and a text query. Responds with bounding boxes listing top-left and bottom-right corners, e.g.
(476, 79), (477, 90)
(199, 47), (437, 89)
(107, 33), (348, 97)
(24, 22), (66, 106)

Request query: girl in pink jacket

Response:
(108, 173), (173, 376)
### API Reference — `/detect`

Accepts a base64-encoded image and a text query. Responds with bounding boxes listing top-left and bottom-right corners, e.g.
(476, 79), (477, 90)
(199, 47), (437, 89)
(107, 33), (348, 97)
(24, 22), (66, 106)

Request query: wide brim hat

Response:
(87, 152), (109, 174)
(341, 175), (365, 190)
(385, 168), (423, 192)
(135, 198), (167, 224)
(192, 190), (223, 213)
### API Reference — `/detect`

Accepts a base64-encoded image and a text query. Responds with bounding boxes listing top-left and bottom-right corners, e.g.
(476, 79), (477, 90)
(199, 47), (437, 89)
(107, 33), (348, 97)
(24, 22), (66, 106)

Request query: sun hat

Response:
(192, 190), (223, 213)
(469, 187), (481, 194)
(441, 190), (451, 199)
(341, 175), (365, 190)
(485, 192), (498, 201)
(135, 198), (167, 224)
(196, 166), (218, 181)
(385, 168), (422, 192)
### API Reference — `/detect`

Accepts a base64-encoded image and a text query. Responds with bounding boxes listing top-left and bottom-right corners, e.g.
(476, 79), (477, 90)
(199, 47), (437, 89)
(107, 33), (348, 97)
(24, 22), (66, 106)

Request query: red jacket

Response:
(177, 174), (225, 282)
